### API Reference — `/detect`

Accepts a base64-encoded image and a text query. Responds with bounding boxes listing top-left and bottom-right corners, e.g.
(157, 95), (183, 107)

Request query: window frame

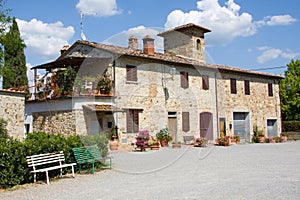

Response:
(230, 78), (237, 94)
(126, 65), (137, 82)
(202, 75), (209, 90)
(126, 109), (139, 133)
(180, 71), (189, 89)
(268, 83), (273, 97)
(244, 80), (250, 95)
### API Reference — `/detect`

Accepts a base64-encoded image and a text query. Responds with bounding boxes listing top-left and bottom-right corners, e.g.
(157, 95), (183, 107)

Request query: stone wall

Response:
(0, 90), (25, 139)
(32, 110), (77, 136)
(217, 72), (281, 137)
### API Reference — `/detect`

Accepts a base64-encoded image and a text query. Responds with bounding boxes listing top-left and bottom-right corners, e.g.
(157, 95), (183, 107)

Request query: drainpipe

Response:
(215, 72), (219, 138)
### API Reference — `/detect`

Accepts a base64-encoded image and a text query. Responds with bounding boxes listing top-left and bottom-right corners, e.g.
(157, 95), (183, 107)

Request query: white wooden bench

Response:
(27, 151), (76, 185)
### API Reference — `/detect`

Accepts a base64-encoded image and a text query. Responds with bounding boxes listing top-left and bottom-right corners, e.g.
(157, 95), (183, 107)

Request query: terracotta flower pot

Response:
(160, 140), (168, 147)
(109, 140), (119, 150)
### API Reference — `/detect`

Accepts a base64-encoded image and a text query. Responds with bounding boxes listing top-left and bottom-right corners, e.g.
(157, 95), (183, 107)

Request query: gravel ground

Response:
(1, 142), (300, 200)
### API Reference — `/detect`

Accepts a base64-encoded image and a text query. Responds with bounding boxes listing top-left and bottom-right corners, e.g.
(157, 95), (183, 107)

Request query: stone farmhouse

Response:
(25, 23), (282, 145)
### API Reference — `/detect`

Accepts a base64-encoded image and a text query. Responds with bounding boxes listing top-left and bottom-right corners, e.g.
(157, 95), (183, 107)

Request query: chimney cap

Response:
(142, 35), (155, 41)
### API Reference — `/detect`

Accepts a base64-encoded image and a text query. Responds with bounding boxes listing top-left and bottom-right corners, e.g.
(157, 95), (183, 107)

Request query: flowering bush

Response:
(216, 136), (230, 146)
(97, 72), (112, 94)
(194, 137), (208, 147)
(135, 130), (150, 151)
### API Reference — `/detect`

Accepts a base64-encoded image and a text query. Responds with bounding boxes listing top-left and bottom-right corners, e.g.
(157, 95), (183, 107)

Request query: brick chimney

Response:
(142, 35), (155, 55)
(128, 35), (138, 50)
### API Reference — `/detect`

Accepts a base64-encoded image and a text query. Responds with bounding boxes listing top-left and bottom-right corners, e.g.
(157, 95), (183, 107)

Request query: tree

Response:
(1, 17), (28, 89)
(280, 59), (300, 121)
(0, 0), (11, 84)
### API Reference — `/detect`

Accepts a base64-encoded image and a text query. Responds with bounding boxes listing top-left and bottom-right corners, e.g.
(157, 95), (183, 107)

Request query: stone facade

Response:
(28, 23), (282, 145)
(0, 90), (25, 139)
(32, 110), (77, 136)
(217, 72), (281, 141)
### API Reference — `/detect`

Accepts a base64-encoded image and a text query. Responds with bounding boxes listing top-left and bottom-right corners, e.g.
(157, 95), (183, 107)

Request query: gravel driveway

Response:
(1, 142), (300, 200)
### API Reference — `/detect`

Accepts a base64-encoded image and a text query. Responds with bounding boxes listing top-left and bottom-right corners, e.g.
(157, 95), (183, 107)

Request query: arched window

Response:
(196, 39), (201, 50)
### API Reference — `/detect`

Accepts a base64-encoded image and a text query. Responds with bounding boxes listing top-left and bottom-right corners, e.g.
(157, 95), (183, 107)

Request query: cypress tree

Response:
(1, 17), (28, 89)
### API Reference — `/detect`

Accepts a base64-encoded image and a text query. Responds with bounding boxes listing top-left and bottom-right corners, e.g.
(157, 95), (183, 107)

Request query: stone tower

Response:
(157, 23), (211, 63)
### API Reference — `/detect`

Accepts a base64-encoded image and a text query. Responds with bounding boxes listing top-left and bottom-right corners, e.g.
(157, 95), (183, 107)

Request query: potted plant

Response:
(231, 135), (240, 144)
(216, 136), (231, 146)
(156, 128), (172, 147)
(148, 136), (160, 150)
(280, 132), (288, 142)
(194, 137), (208, 147)
(135, 130), (150, 151)
(97, 72), (112, 95)
(252, 125), (265, 143)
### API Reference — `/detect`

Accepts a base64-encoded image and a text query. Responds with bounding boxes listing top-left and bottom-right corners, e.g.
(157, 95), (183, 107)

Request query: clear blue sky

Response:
(5, 0), (300, 79)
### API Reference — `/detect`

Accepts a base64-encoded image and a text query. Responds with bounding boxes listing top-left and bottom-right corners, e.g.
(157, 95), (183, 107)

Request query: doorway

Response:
(200, 112), (213, 140)
(233, 112), (250, 142)
(168, 112), (177, 141)
(267, 119), (278, 137)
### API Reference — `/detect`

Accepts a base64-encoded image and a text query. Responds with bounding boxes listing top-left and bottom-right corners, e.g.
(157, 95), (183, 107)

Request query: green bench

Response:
(72, 145), (112, 174)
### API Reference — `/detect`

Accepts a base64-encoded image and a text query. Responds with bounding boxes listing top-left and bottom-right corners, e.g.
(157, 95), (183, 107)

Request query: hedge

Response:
(0, 131), (109, 189)
(282, 121), (300, 132)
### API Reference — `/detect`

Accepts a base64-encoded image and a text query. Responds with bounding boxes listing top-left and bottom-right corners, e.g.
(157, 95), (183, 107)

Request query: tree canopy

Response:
(1, 17), (28, 89)
(280, 59), (300, 121)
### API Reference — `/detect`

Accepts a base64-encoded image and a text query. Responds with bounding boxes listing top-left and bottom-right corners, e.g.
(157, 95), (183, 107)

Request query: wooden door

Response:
(200, 112), (213, 140)
(168, 117), (177, 141)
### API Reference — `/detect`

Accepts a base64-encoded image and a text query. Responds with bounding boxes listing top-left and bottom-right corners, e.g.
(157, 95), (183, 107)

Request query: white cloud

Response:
(164, 0), (296, 46)
(266, 15), (297, 26)
(76, 0), (121, 17)
(16, 18), (75, 59)
(103, 26), (164, 52)
(257, 47), (299, 64)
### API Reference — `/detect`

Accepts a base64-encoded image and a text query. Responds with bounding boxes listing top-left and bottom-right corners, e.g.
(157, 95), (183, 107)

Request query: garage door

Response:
(267, 119), (278, 137)
(233, 112), (250, 142)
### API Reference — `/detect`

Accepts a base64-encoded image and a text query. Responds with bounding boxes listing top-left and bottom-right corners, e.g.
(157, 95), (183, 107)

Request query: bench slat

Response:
(27, 151), (76, 184)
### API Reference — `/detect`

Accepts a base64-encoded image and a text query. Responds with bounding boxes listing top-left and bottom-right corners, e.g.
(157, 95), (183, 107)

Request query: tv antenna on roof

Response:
(80, 11), (87, 40)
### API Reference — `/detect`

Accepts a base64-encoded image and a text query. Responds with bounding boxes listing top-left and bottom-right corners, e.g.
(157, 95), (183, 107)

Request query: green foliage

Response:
(80, 133), (109, 158)
(0, 0), (11, 80)
(0, 132), (110, 189)
(252, 125), (264, 143)
(156, 128), (172, 142)
(53, 66), (77, 95)
(1, 17), (28, 89)
(282, 121), (300, 132)
(0, 138), (28, 189)
(0, 118), (10, 139)
(280, 59), (300, 120)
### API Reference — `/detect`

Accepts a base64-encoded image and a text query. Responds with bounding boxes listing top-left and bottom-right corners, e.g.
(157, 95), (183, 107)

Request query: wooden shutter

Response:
(180, 71), (189, 89)
(244, 80), (250, 95)
(230, 78), (237, 94)
(126, 110), (133, 133)
(182, 112), (190, 132)
(202, 75), (209, 90)
(126, 65), (137, 82)
(126, 109), (139, 133)
(268, 83), (273, 97)
(133, 110), (139, 132)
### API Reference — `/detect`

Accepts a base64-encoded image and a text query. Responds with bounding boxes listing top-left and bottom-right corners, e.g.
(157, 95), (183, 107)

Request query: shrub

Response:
(80, 133), (109, 158)
(0, 138), (28, 189)
(282, 121), (300, 132)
